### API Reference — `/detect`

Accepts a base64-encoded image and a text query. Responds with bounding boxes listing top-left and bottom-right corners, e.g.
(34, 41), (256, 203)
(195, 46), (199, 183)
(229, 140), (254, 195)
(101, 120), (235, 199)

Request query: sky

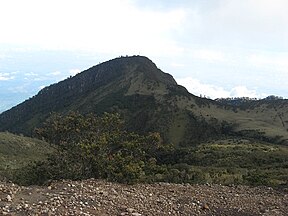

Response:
(1, 0), (288, 112)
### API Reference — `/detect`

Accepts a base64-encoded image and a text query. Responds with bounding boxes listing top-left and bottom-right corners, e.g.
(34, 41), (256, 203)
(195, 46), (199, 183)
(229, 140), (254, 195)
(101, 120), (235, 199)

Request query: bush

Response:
(14, 112), (168, 185)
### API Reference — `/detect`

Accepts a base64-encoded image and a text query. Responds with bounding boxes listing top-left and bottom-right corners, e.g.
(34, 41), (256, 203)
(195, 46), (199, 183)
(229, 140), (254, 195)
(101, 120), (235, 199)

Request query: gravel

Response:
(0, 179), (287, 215)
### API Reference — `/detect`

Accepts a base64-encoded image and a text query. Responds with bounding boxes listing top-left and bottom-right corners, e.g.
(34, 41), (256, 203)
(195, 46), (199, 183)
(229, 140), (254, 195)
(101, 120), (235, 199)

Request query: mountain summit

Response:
(0, 56), (186, 136)
(37, 55), (178, 101)
(0, 56), (288, 145)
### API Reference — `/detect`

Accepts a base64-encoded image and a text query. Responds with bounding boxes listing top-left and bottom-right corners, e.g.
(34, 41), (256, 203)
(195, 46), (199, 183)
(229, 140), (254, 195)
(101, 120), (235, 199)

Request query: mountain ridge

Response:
(0, 56), (188, 136)
(0, 55), (288, 145)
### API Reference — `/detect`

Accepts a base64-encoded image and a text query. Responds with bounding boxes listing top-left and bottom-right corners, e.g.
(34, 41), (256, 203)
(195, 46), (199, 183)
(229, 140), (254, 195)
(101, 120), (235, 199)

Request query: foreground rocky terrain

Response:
(0, 179), (287, 216)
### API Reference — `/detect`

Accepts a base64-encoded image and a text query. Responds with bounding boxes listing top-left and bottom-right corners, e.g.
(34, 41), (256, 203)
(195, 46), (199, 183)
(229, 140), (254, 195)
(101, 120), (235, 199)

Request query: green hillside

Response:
(0, 132), (52, 180)
(0, 56), (287, 186)
(0, 56), (286, 146)
(0, 56), (225, 145)
(1, 56), (287, 146)
(168, 138), (288, 186)
(9, 112), (288, 187)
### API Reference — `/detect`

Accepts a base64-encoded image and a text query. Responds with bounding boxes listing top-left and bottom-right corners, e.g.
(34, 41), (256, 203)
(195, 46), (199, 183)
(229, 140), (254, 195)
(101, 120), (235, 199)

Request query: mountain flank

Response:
(0, 56), (182, 136)
(0, 55), (288, 146)
(0, 132), (51, 181)
(0, 55), (287, 189)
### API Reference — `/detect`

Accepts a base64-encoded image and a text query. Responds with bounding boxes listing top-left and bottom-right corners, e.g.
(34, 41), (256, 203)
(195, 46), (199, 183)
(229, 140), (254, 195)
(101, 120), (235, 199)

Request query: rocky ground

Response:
(0, 179), (287, 215)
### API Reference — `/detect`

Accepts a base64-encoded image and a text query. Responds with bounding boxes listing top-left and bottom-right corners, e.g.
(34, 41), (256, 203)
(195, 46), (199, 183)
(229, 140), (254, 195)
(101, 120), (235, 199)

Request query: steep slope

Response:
(0, 56), (219, 145)
(0, 56), (188, 140)
(0, 55), (287, 145)
(0, 56), (173, 132)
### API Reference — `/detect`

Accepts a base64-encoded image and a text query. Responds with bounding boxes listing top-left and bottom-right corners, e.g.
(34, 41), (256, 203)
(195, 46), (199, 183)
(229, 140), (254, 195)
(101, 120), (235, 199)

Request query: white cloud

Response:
(8, 85), (29, 93)
(0, 0), (187, 56)
(248, 52), (288, 73)
(0, 73), (15, 81)
(24, 72), (38, 77)
(49, 71), (62, 76)
(69, 69), (81, 76)
(197, 0), (288, 49)
(230, 86), (263, 98)
(176, 77), (267, 99)
(170, 63), (185, 68)
(190, 49), (227, 63)
(39, 85), (46, 90)
(0, 54), (8, 60)
(176, 77), (230, 99)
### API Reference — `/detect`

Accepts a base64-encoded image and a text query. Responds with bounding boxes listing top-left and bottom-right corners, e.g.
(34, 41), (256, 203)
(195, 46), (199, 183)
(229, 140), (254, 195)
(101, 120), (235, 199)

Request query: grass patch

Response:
(0, 132), (52, 180)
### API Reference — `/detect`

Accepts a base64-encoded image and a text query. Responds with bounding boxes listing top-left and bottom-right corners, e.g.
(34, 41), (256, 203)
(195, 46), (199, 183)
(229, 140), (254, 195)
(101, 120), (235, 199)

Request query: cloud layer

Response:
(0, 0), (186, 56)
(0, 72), (15, 81)
(176, 77), (268, 99)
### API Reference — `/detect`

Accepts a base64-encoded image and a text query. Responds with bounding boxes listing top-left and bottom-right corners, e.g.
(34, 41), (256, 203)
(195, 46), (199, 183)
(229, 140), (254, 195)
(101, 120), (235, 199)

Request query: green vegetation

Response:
(12, 112), (171, 185)
(1, 56), (288, 146)
(164, 140), (288, 186)
(10, 113), (288, 187)
(0, 132), (52, 180)
(1, 56), (287, 187)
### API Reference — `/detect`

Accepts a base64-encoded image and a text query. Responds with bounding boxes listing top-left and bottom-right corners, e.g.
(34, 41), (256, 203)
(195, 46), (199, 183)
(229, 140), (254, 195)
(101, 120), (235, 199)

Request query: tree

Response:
(21, 112), (166, 184)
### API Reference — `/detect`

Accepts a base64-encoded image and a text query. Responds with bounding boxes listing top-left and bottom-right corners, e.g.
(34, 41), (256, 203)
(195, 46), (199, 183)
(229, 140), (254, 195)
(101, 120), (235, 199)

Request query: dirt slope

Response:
(0, 179), (287, 215)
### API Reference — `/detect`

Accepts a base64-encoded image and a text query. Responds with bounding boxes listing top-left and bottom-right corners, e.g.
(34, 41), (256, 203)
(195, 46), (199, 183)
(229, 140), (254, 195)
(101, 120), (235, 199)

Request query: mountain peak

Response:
(1, 56), (288, 147)
(0, 56), (180, 134)
(89, 55), (177, 85)
(37, 55), (176, 97)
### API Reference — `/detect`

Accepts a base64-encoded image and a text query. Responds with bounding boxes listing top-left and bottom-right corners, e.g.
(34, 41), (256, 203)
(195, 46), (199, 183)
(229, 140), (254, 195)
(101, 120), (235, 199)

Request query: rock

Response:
(6, 195), (12, 202)
(202, 203), (210, 210)
(126, 207), (136, 213)
(99, 190), (108, 196)
(111, 188), (118, 195)
(0, 179), (287, 215)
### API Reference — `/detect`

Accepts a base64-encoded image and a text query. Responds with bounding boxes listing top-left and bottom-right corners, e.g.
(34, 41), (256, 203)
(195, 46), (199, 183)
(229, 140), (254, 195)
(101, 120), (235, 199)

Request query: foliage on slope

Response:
(0, 132), (52, 180)
(11, 113), (288, 187)
(12, 112), (171, 185)
(0, 56), (287, 146)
